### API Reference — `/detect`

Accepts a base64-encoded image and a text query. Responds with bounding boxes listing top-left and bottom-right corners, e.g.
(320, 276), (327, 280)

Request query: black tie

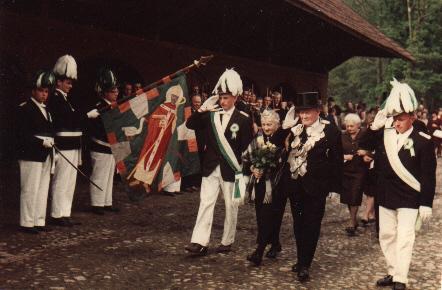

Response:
(220, 113), (224, 124)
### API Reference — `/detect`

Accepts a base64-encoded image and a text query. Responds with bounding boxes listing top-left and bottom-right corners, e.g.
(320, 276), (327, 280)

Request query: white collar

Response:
(305, 118), (321, 135)
(221, 106), (235, 116)
(102, 98), (112, 105)
(56, 88), (68, 99)
(31, 97), (46, 108)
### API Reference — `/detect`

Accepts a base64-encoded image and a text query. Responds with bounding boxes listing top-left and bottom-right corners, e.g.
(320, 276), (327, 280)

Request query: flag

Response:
(101, 73), (200, 192)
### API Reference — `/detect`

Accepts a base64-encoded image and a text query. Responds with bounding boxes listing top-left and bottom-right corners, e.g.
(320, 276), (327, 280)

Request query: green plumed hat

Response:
(33, 70), (56, 89)
(95, 68), (118, 94)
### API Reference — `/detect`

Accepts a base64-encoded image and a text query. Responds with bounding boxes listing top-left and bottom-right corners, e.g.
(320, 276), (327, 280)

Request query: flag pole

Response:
(99, 55), (214, 113)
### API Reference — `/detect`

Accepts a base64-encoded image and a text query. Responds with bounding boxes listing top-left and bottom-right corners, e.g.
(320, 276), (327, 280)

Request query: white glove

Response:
(371, 109), (387, 131)
(418, 206), (432, 223)
(87, 109), (100, 119)
(199, 95), (220, 112)
(328, 192), (340, 199)
(42, 138), (54, 148)
(282, 106), (296, 129)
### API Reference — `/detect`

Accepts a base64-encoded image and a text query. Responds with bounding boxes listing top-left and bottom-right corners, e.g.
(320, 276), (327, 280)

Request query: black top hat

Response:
(295, 92), (321, 110)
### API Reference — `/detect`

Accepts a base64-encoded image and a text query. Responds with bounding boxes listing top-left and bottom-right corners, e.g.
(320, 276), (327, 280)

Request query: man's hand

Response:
(87, 109), (100, 119)
(371, 109), (387, 130)
(199, 95), (220, 112)
(362, 155), (373, 163)
(282, 106), (296, 129)
(252, 167), (263, 179)
(42, 138), (54, 148)
(344, 154), (353, 161)
(419, 206), (432, 223)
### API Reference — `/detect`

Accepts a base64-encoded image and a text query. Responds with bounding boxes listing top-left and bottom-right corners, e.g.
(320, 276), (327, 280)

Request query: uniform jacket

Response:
(186, 108), (253, 182)
(47, 89), (83, 150)
(286, 120), (343, 196)
(16, 98), (54, 162)
(359, 128), (436, 209)
(87, 99), (112, 154)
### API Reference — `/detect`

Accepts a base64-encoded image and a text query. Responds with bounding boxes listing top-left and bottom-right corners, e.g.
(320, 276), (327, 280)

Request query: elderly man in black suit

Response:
(359, 79), (436, 290)
(274, 92), (343, 282)
(185, 69), (253, 256)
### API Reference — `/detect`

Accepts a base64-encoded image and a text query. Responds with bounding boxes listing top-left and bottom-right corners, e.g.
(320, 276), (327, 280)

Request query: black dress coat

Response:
(186, 108), (253, 182)
(359, 128), (436, 209)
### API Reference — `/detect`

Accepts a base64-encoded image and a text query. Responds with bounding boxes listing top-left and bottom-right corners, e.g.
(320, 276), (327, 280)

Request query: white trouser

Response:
(164, 178), (181, 192)
(90, 151), (116, 207)
(191, 165), (238, 247)
(19, 156), (51, 227)
(379, 206), (419, 284)
(51, 149), (79, 218)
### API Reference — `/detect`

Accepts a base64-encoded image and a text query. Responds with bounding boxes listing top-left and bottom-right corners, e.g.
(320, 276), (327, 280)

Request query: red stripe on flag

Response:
(107, 132), (117, 144)
(162, 76), (172, 84)
(184, 106), (191, 119)
(146, 88), (160, 100)
(116, 161), (126, 174)
(119, 101), (131, 113)
(187, 138), (198, 153)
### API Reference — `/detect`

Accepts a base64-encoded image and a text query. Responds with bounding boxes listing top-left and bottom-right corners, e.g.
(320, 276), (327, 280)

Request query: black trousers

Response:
(273, 169), (327, 268)
(254, 179), (277, 247)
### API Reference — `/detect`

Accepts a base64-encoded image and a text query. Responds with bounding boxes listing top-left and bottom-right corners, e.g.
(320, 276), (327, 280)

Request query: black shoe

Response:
(292, 263), (299, 273)
(345, 226), (358, 237)
(19, 226), (39, 234)
(64, 217), (81, 226)
(185, 243), (208, 256)
(173, 191), (185, 195)
(104, 206), (120, 213)
(297, 266), (310, 283)
(392, 282), (406, 290)
(91, 206), (105, 215)
(161, 191), (176, 197)
(266, 244), (282, 259)
(50, 217), (73, 227)
(246, 250), (262, 266)
(376, 275), (394, 287)
(35, 226), (53, 232)
(215, 244), (232, 253)
(361, 219), (369, 227)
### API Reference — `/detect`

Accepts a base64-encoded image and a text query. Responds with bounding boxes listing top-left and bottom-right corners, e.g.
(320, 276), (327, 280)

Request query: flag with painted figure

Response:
(101, 73), (200, 193)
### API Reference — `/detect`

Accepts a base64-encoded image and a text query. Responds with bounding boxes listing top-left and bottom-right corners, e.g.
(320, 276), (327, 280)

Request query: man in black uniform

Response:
(88, 69), (120, 215)
(185, 69), (253, 255)
(359, 79), (436, 290)
(49, 55), (99, 226)
(275, 92), (343, 282)
(16, 70), (56, 234)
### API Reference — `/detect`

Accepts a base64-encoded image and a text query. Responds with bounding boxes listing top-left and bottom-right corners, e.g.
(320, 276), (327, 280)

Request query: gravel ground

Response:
(0, 160), (441, 290)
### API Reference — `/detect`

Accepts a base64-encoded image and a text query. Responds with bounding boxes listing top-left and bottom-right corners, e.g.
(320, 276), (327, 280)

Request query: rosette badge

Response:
(230, 123), (239, 139)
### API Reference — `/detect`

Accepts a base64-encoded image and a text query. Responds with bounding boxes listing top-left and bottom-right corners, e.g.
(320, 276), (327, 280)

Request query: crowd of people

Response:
(16, 55), (440, 289)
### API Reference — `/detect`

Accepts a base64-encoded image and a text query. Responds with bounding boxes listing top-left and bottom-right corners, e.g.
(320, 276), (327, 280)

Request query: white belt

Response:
(34, 135), (54, 142)
(92, 137), (111, 148)
(56, 131), (83, 137)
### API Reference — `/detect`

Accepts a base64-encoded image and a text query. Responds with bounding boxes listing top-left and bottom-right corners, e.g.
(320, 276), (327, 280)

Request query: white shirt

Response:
(220, 106), (235, 132)
(31, 97), (49, 120)
(396, 126), (413, 152)
(56, 88), (68, 100)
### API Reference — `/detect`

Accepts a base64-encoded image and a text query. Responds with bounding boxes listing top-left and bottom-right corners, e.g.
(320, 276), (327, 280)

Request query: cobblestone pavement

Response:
(0, 160), (441, 290)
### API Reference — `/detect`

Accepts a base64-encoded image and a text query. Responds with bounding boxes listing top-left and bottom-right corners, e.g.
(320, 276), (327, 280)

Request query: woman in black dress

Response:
(340, 113), (370, 236)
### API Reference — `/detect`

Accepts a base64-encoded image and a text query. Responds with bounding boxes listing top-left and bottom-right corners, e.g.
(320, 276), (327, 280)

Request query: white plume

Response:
(53, 55), (78, 80)
(212, 68), (243, 97)
(384, 77), (417, 116)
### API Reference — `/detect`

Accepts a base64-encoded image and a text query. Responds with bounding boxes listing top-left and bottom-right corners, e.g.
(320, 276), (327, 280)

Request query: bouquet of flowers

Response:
(249, 135), (278, 181)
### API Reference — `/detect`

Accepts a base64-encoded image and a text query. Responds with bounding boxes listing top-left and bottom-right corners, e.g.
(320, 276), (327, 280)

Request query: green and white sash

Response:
(384, 117), (420, 192)
(210, 111), (245, 205)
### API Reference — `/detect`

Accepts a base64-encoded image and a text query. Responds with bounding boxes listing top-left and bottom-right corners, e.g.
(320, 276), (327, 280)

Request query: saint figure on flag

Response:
(128, 85), (186, 186)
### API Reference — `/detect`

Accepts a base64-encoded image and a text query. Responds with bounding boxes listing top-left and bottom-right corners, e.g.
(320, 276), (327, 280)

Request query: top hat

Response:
(295, 92), (321, 110)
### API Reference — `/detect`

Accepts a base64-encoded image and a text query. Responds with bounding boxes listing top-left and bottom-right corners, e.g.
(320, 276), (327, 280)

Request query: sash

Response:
(383, 117), (420, 192)
(210, 111), (245, 205)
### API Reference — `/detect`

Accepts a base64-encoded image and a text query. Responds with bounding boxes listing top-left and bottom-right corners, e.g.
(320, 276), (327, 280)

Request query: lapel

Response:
(30, 98), (50, 123)
(224, 108), (239, 141)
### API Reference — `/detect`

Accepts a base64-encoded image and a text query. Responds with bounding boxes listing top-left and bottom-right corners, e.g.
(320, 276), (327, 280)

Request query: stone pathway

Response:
(0, 160), (441, 289)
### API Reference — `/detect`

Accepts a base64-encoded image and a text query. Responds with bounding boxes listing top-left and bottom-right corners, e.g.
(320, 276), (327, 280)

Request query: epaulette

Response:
(320, 119), (330, 124)
(240, 111), (250, 118)
(418, 131), (431, 140)
(19, 101), (27, 107)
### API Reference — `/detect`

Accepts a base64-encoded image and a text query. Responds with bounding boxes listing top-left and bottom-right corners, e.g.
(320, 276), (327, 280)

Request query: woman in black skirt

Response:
(340, 113), (370, 236)
(242, 110), (289, 266)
